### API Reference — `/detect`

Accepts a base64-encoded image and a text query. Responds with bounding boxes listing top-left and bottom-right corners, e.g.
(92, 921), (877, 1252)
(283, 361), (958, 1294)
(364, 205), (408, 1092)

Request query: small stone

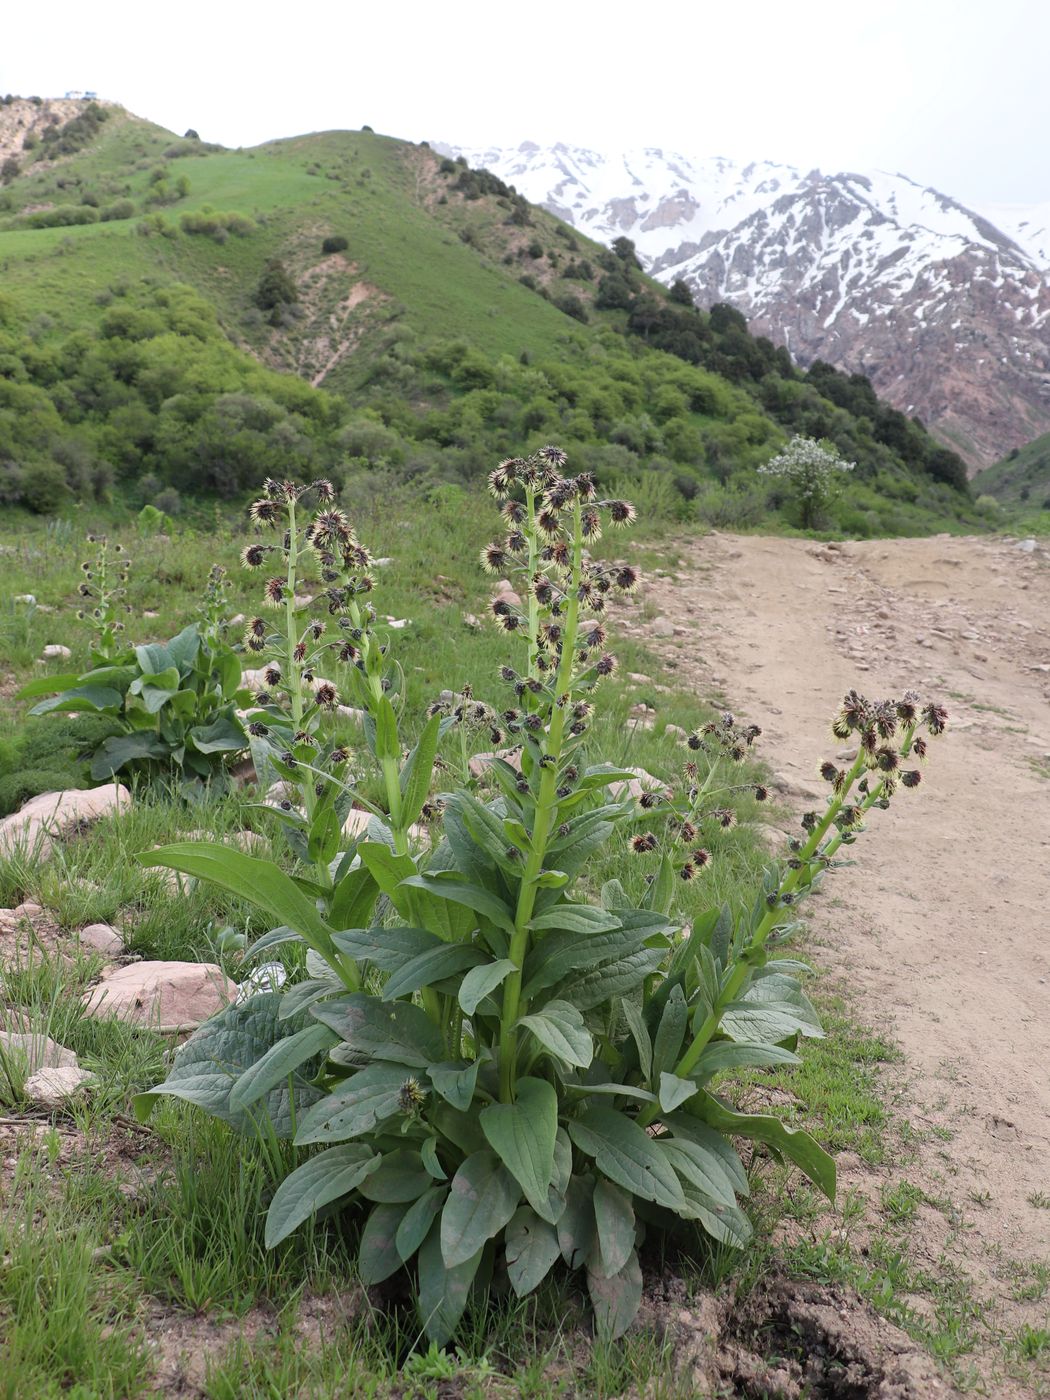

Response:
(142, 610), (159, 619)
(230, 613), (245, 626)
(629, 702), (655, 719)
(384, 617), (409, 629)
(663, 723), (689, 742)
(14, 593), (36, 605)
(373, 558), (394, 567)
(23, 1066), (96, 1108)
(1016, 538), (1037, 553)
(773, 772), (825, 802)
(41, 644), (72, 660)
(82, 961), (238, 1033)
(649, 618), (675, 638)
(627, 673), (652, 685)
(494, 580), (522, 607)
(462, 613), (481, 630)
(751, 824), (790, 855)
(609, 767), (666, 801)
(78, 923), (124, 957)
(343, 808), (426, 844)
(626, 716), (655, 733)
(336, 705), (365, 723)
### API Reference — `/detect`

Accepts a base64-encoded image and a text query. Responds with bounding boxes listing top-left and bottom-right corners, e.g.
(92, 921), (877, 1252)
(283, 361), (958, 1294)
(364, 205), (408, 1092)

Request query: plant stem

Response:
(638, 749), (870, 1125)
(497, 500), (583, 1102)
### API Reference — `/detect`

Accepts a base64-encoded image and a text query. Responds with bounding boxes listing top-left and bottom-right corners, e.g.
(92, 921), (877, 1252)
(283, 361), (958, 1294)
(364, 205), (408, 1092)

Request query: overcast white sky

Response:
(4, 0), (1048, 208)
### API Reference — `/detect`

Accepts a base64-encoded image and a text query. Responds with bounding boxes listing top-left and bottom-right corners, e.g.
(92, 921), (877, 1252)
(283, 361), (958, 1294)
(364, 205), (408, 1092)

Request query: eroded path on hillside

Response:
(626, 531), (1050, 1366)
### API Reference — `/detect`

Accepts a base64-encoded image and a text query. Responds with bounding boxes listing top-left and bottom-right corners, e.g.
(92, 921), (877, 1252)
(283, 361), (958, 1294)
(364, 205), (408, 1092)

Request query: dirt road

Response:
(632, 531), (1050, 1366)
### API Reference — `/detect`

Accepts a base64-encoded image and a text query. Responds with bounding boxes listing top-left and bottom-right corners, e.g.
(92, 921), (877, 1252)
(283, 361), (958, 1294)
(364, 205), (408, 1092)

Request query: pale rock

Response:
(336, 705), (366, 723)
(462, 613), (482, 630)
(78, 922), (124, 957)
(0, 784), (131, 859)
(0, 1029), (79, 1074)
(468, 748), (523, 779)
(1016, 538), (1037, 553)
(41, 644), (72, 660)
(373, 558), (394, 567)
(343, 807), (426, 844)
(649, 617), (675, 638)
(494, 579), (522, 607)
(627, 672), (652, 685)
(230, 613), (245, 626)
(629, 702), (655, 719)
(626, 715), (655, 733)
(82, 961), (237, 1033)
(142, 610), (159, 619)
(13, 593), (35, 604)
(609, 767), (667, 801)
(751, 824), (791, 855)
(23, 1065), (96, 1108)
(663, 723), (690, 742)
(384, 616), (409, 629)
(772, 772), (825, 802)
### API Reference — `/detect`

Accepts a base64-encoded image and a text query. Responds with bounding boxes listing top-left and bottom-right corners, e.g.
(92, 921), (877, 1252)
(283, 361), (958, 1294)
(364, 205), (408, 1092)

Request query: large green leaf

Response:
(690, 1093), (836, 1200)
(19, 671), (83, 699)
(428, 1058), (482, 1111)
(137, 843), (339, 964)
(556, 1174), (596, 1269)
(293, 1063), (409, 1144)
(721, 976), (824, 1044)
(373, 693), (400, 762)
(358, 1201), (409, 1284)
(417, 1220), (483, 1345)
(556, 947), (666, 1013)
(331, 925), (441, 971)
(568, 1106), (685, 1210)
(587, 1249), (642, 1340)
(395, 1185), (447, 1263)
(518, 1001), (594, 1069)
(678, 1187), (754, 1247)
(692, 1041), (800, 1084)
(658, 1072), (700, 1114)
(659, 1139), (739, 1208)
(591, 1178), (635, 1279)
(522, 926), (655, 999)
(505, 1206), (560, 1297)
(665, 1118), (750, 1198)
(357, 1149), (432, 1203)
(381, 941), (487, 1003)
(27, 684), (123, 717)
(528, 905), (621, 935)
(440, 1150), (520, 1268)
(621, 999), (653, 1082)
(264, 1144), (380, 1247)
(188, 715), (247, 754)
(132, 992), (322, 1137)
(311, 993), (444, 1067)
(91, 731), (169, 778)
(399, 872), (516, 936)
(228, 1021), (336, 1112)
(458, 959), (516, 1016)
(480, 1077), (558, 1217)
(128, 665), (182, 714)
(652, 984), (689, 1079)
(328, 866), (380, 932)
(399, 712), (441, 828)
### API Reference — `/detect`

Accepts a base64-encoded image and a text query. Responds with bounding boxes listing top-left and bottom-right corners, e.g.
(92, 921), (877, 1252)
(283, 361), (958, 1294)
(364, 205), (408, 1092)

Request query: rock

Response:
(468, 748), (523, 779)
(0, 1029), (79, 1074)
(751, 824), (791, 855)
(82, 961), (237, 1033)
(629, 703), (655, 719)
(230, 613), (245, 626)
(772, 772), (826, 802)
(0, 784), (131, 859)
(1016, 538), (1037, 553)
(343, 807), (426, 844)
(13, 593), (35, 605)
(336, 705), (365, 723)
(609, 767), (667, 801)
(384, 616), (409, 629)
(627, 672), (652, 685)
(142, 610), (159, 619)
(373, 558), (394, 567)
(78, 922), (124, 957)
(664, 724), (690, 742)
(41, 643), (72, 660)
(23, 1066), (96, 1108)
(494, 580), (522, 607)
(462, 613), (482, 630)
(649, 617), (675, 638)
(626, 716), (655, 733)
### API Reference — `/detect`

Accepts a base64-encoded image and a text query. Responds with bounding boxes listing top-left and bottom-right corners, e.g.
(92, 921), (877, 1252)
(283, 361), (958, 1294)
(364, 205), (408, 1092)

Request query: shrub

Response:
(554, 293), (588, 323)
(136, 455), (949, 1345)
(20, 546), (248, 793)
(25, 204), (100, 228)
(322, 235), (349, 254)
(20, 460), (68, 513)
(100, 198), (135, 222)
(254, 258), (298, 317)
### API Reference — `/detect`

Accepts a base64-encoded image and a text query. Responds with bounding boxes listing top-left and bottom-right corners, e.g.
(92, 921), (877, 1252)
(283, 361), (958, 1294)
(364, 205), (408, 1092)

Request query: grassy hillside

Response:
(0, 100), (984, 536)
(976, 431), (1050, 507)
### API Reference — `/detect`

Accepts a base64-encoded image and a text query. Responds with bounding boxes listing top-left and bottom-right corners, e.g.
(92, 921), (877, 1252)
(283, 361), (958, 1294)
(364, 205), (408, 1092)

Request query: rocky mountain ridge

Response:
(442, 142), (1050, 470)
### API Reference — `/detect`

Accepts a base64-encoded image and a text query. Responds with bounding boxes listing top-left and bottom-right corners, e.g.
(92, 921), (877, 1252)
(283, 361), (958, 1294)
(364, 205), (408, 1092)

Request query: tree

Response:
(669, 278), (694, 306)
(758, 434), (855, 529)
(254, 259), (298, 321)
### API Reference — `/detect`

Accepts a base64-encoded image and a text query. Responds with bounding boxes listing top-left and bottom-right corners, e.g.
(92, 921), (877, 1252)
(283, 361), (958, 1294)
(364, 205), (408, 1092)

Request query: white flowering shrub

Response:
(758, 435), (855, 529)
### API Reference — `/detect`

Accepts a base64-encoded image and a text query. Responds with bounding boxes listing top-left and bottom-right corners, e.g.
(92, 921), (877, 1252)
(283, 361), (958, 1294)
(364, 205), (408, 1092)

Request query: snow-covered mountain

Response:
(440, 142), (1050, 470)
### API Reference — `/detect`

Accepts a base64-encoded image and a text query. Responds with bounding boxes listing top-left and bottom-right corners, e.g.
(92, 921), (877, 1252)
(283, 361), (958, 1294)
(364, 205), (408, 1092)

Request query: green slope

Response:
(0, 101), (984, 535)
(975, 432), (1050, 508)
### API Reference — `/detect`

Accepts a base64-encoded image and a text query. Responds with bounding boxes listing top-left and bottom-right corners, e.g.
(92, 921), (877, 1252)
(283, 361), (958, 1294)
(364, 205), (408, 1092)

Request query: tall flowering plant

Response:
(136, 450), (947, 1343)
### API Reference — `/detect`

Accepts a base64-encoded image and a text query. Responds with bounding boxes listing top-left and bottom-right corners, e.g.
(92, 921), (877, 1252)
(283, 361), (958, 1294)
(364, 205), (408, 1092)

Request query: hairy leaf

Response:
(480, 1077), (558, 1216)
(568, 1107), (685, 1210)
(440, 1150), (519, 1268)
(518, 1001), (594, 1069)
(264, 1144), (380, 1247)
(505, 1206), (560, 1297)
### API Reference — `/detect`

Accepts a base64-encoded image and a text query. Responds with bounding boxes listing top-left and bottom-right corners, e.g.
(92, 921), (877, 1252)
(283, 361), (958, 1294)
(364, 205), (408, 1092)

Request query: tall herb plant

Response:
(136, 455), (947, 1341)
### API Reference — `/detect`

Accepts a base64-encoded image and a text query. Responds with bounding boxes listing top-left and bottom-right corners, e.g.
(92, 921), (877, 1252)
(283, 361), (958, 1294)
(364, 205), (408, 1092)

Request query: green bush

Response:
(100, 198), (135, 222)
(20, 460), (69, 513)
(24, 204), (100, 228)
(322, 235), (349, 254)
(0, 767), (86, 817)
